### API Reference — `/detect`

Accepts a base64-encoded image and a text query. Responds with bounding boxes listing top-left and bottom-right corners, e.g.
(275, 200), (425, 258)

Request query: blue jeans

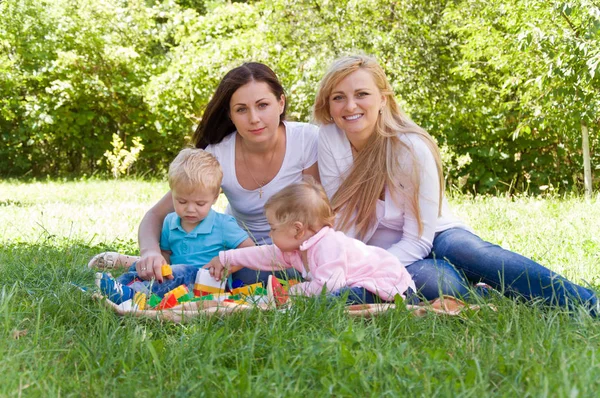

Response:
(117, 264), (299, 297)
(117, 264), (202, 297)
(406, 228), (598, 314)
(330, 287), (420, 305)
(230, 267), (301, 287)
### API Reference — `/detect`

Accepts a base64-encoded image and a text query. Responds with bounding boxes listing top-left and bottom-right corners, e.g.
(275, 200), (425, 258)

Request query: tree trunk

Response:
(581, 122), (592, 199)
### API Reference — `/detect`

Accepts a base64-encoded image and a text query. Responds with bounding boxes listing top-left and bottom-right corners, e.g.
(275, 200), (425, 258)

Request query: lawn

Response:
(1, 180), (600, 397)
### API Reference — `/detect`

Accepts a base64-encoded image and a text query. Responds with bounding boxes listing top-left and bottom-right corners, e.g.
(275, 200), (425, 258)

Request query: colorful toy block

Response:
(167, 285), (189, 300)
(118, 299), (133, 311)
(254, 287), (267, 296)
(177, 292), (195, 303)
(268, 275), (289, 307)
(161, 264), (173, 278)
(158, 293), (178, 310)
(231, 279), (244, 289)
(212, 293), (231, 302)
(276, 278), (300, 291)
(148, 294), (162, 308)
(190, 294), (214, 302)
(133, 292), (147, 311)
(231, 282), (263, 296)
(193, 268), (225, 295)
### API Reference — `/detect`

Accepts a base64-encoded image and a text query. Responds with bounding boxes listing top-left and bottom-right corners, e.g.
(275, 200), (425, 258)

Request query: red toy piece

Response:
(267, 275), (289, 307)
(158, 293), (178, 309)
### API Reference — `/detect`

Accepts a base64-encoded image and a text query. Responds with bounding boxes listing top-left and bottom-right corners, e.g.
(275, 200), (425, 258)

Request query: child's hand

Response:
(206, 256), (227, 281)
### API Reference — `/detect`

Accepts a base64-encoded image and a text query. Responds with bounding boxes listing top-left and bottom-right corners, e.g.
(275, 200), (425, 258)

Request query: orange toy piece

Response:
(161, 264), (173, 278)
(158, 293), (178, 309)
(267, 275), (289, 307)
(167, 285), (189, 300)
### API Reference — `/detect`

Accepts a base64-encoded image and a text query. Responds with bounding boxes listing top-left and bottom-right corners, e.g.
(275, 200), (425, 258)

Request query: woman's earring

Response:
(379, 108), (383, 115)
(329, 116), (333, 121)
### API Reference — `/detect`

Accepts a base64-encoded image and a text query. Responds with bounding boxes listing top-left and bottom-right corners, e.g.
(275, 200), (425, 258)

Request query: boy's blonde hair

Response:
(168, 148), (223, 196)
(265, 178), (335, 230)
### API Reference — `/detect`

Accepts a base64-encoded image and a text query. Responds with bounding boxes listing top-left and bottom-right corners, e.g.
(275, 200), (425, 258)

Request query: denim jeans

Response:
(117, 264), (300, 297)
(229, 267), (301, 287)
(406, 228), (598, 314)
(117, 264), (202, 297)
(330, 287), (420, 305)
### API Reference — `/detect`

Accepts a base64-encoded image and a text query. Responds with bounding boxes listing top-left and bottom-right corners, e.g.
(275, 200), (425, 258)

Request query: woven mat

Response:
(94, 293), (495, 323)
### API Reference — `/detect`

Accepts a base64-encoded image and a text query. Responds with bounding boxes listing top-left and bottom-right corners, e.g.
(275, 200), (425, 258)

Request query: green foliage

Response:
(104, 134), (145, 178)
(443, 0), (600, 192)
(0, 0), (176, 176)
(0, 0), (598, 193)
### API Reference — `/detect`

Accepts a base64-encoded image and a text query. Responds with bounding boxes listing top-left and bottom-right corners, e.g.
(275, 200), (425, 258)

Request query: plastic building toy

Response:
(161, 264), (173, 278)
(231, 279), (244, 289)
(118, 299), (133, 311)
(177, 292), (195, 303)
(133, 292), (147, 311)
(276, 278), (300, 291)
(190, 294), (214, 302)
(148, 294), (162, 308)
(158, 293), (178, 309)
(254, 287), (267, 296)
(168, 285), (189, 300)
(231, 282), (263, 296)
(193, 268), (225, 296)
(268, 275), (289, 307)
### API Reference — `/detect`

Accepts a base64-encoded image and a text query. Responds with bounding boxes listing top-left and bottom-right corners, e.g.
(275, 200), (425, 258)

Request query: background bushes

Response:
(1, 0), (598, 193)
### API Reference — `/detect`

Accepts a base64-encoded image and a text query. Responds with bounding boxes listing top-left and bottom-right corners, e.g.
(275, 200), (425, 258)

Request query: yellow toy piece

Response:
(161, 264), (173, 277)
(231, 282), (263, 296)
(167, 285), (189, 300)
(193, 268), (225, 295)
(133, 292), (147, 311)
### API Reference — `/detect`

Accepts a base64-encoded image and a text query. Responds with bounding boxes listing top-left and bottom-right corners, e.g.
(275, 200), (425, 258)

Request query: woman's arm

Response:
(137, 191), (174, 282)
(387, 137), (441, 266)
(317, 125), (350, 199)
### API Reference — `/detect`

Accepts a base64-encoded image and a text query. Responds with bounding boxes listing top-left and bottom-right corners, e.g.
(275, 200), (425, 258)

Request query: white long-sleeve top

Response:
(219, 226), (416, 301)
(318, 123), (469, 267)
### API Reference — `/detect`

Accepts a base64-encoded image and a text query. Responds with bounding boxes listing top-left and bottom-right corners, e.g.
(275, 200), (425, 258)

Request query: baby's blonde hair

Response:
(168, 148), (223, 196)
(265, 178), (335, 230)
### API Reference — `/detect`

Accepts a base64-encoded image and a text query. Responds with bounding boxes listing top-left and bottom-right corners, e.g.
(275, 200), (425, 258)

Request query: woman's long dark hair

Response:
(192, 63), (287, 149)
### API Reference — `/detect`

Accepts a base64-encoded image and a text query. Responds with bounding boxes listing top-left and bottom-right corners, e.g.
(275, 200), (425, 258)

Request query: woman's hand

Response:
(136, 251), (172, 282)
(206, 256), (227, 281)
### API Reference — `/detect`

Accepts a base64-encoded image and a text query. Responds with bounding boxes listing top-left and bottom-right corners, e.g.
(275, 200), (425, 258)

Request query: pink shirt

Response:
(219, 226), (416, 301)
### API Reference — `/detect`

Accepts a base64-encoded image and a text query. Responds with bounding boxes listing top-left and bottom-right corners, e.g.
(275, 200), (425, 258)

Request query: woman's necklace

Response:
(241, 138), (278, 199)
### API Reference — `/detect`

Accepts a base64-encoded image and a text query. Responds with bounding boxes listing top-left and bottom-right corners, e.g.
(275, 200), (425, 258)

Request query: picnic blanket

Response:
(94, 293), (495, 323)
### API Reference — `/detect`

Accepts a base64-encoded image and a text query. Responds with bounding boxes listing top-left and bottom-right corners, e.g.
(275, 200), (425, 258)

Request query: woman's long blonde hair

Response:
(313, 55), (444, 240)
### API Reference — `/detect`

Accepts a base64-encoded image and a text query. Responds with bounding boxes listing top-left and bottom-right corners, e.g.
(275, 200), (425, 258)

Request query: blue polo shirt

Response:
(159, 209), (249, 267)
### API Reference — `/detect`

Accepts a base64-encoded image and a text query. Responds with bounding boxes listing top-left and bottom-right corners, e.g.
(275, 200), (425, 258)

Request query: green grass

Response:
(1, 180), (600, 397)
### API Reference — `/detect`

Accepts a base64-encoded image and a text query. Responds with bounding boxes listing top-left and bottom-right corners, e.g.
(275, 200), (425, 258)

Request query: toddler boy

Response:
(97, 148), (254, 303)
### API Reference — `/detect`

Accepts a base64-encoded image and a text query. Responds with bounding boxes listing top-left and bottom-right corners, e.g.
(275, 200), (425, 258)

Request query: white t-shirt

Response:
(206, 121), (318, 244)
(318, 123), (469, 267)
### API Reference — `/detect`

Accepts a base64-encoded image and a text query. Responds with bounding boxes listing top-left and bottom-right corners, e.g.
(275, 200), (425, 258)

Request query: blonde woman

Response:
(313, 54), (598, 314)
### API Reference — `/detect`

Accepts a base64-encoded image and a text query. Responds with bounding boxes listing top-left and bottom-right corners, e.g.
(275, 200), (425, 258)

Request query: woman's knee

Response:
(406, 260), (470, 301)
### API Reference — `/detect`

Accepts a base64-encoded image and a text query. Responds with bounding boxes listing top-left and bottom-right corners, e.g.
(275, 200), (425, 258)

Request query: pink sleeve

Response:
(290, 237), (347, 296)
(219, 245), (292, 272)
